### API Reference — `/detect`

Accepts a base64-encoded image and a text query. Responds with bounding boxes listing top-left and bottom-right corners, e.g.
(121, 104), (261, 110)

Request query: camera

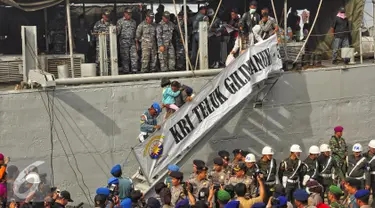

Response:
(109, 184), (116, 192)
(253, 169), (263, 178)
(271, 197), (280, 205)
(213, 184), (221, 191)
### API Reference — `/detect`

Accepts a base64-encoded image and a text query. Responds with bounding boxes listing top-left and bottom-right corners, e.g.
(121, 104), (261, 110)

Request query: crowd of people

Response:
(90, 1), (284, 74)
(89, 125), (374, 208)
(0, 155), (76, 208)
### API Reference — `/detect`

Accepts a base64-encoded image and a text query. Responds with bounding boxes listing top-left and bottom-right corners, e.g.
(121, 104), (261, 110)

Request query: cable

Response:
(53, 113), (94, 205)
(38, 90), (93, 205)
(52, 99), (111, 176)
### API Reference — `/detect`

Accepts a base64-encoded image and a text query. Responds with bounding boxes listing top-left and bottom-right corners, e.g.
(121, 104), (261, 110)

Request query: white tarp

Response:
(133, 35), (283, 182)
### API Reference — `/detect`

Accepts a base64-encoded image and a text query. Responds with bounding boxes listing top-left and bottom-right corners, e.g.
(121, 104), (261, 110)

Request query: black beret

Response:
(214, 157), (224, 166)
(232, 149), (243, 156)
(197, 166), (208, 172)
(169, 171), (183, 180)
(193, 160), (206, 168)
(233, 162), (247, 171)
(240, 150), (249, 157)
(218, 150), (230, 161)
(346, 178), (362, 189)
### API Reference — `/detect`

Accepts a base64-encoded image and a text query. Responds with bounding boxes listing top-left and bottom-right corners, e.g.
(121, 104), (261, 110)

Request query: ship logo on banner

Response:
(144, 135), (165, 159)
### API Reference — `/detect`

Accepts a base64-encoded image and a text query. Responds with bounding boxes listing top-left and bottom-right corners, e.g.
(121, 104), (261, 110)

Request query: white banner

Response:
(133, 35), (283, 182)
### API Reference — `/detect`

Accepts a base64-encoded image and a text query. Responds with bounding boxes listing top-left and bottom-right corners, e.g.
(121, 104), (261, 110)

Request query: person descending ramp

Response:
(132, 35), (283, 192)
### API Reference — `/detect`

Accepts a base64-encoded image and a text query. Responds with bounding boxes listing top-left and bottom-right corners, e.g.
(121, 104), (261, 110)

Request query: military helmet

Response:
(103, 10), (111, 16)
(163, 11), (170, 17)
(125, 8), (132, 14)
(146, 11), (155, 18)
(339, 7), (345, 13)
(369, 140), (375, 149)
(319, 144), (331, 152)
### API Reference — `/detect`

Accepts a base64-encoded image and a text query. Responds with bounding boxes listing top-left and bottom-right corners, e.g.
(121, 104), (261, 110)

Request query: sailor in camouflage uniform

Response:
(156, 11), (177, 72)
(329, 126), (348, 177)
(363, 140), (375, 207)
(188, 166), (210, 199)
(328, 185), (345, 208)
(117, 9), (138, 74)
(302, 146), (320, 187)
(175, 11), (186, 71)
(209, 157), (229, 185)
(218, 150), (232, 175)
(169, 171), (186, 206)
(278, 144), (306, 202)
(258, 146), (277, 203)
(317, 144), (344, 201)
(346, 143), (369, 190)
(93, 11), (112, 73)
(227, 162), (256, 197)
(136, 11), (157, 73)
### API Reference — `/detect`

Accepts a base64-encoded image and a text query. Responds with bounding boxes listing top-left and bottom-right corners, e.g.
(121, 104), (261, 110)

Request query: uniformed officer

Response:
(302, 145), (320, 187)
(191, 6), (208, 66)
(293, 189), (313, 208)
(175, 11), (186, 71)
(169, 171), (185, 206)
(93, 10), (112, 73)
(218, 150), (231, 175)
(346, 143), (369, 190)
(258, 146), (277, 203)
(329, 126), (348, 176)
(227, 162), (256, 197)
(117, 9), (138, 74)
(210, 157), (229, 185)
(343, 178), (361, 208)
(245, 153), (259, 177)
(278, 144), (305, 202)
(231, 149), (244, 172)
(189, 160), (205, 180)
(188, 166), (210, 199)
(156, 11), (177, 72)
(139, 102), (161, 142)
(136, 11), (157, 73)
(354, 189), (371, 208)
(74, 15), (90, 59)
(363, 140), (375, 207)
(328, 185), (344, 208)
(317, 144), (344, 201)
(165, 164), (180, 188)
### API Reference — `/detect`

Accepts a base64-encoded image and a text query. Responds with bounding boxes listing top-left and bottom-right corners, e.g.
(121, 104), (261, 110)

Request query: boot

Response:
(309, 54), (315, 66)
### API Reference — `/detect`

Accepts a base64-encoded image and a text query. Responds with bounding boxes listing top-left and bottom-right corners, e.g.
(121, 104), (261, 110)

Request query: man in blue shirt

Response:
(139, 102), (161, 143)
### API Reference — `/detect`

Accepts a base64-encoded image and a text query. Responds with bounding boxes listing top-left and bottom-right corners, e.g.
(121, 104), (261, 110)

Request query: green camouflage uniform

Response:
(330, 201), (345, 208)
(329, 136), (347, 176)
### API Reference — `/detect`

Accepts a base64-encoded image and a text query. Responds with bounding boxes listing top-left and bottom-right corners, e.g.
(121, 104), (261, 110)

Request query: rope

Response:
(292, 0), (323, 64)
(194, 0), (223, 70)
(270, 0), (278, 25)
(171, 0), (194, 73)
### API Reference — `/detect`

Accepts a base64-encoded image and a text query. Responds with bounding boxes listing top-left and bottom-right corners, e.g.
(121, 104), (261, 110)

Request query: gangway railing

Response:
(130, 35), (283, 195)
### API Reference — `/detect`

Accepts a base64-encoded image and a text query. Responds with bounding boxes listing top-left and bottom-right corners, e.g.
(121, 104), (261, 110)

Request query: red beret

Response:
(334, 126), (343, 132)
